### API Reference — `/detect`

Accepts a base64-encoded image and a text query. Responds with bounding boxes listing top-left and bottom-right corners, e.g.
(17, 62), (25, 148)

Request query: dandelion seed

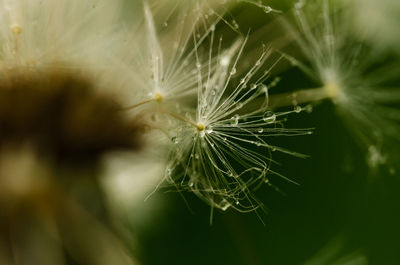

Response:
(117, 1), (226, 110)
(162, 30), (309, 211)
(0, 0), (123, 69)
(280, 0), (400, 169)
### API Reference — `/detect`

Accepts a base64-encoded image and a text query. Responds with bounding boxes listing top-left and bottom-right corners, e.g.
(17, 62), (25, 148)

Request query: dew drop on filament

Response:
(263, 111), (276, 123)
(294, 105), (302, 113)
(231, 114), (240, 126)
(221, 200), (231, 211)
(263, 6), (273, 13)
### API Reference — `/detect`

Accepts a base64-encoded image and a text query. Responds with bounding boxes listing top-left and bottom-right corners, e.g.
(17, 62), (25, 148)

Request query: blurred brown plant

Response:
(0, 69), (142, 265)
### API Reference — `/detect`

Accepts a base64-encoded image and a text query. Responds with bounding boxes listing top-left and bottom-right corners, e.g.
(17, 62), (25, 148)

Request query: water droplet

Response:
(206, 127), (213, 134)
(294, 105), (302, 113)
(195, 154), (200, 160)
(305, 104), (313, 113)
(263, 6), (273, 13)
(232, 20), (239, 30)
(210, 24), (216, 31)
(163, 21), (168, 27)
(259, 84), (268, 94)
(211, 88), (217, 96)
(171, 136), (179, 144)
(230, 114), (240, 126)
(220, 199), (231, 211)
(189, 182), (194, 187)
(196, 62), (201, 69)
(240, 78), (246, 84)
(230, 67), (237, 75)
(263, 111), (276, 123)
(258, 128), (264, 133)
(250, 84), (258, 90)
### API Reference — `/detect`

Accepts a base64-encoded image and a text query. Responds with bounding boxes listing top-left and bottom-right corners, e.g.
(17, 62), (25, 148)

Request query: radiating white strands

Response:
(162, 23), (311, 212)
(286, 0), (400, 170)
(116, 0), (227, 109)
(0, 0), (123, 71)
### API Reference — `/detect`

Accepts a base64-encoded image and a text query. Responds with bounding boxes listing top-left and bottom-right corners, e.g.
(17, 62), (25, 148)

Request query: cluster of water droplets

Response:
(240, 1), (277, 14)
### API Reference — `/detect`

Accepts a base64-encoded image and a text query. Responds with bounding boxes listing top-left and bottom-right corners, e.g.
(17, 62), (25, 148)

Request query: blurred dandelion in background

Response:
(276, 0), (400, 172)
(0, 0), (399, 265)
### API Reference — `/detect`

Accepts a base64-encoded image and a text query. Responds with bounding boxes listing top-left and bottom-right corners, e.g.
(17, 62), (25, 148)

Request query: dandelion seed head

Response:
(159, 30), (309, 211)
(196, 122), (206, 132)
(323, 82), (342, 99)
(116, 0), (228, 110)
(0, 0), (124, 72)
(287, 0), (400, 169)
(152, 92), (164, 102)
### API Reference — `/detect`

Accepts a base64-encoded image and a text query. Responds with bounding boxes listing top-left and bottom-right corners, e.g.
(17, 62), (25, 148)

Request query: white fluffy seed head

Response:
(159, 22), (310, 211)
(287, 0), (400, 169)
(0, 0), (124, 71)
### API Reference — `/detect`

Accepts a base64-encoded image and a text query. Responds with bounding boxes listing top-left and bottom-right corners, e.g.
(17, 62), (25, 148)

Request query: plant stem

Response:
(268, 87), (332, 109)
(120, 98), (157, 110)
(162, 110), (201, 130)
